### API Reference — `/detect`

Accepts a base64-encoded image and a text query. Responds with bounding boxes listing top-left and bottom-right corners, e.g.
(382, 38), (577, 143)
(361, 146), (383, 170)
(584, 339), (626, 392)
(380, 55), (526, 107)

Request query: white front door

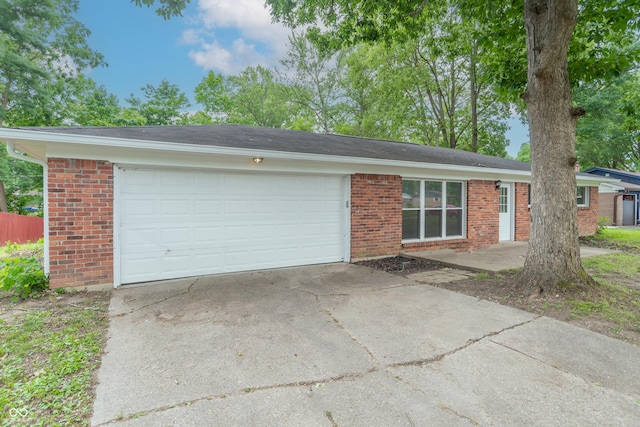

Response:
(498, 183), (513, 241)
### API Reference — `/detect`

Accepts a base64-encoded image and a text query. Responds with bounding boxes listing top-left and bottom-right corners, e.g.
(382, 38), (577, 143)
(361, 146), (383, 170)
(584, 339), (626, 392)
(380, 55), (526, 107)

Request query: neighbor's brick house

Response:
(1, 125), (604, 289)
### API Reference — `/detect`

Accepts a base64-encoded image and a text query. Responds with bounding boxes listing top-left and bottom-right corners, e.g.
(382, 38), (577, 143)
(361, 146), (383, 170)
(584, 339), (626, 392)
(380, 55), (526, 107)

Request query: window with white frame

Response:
(527, 184), (589, 207)
(577, 186), (589, 206)
(402, 180), (465, 240)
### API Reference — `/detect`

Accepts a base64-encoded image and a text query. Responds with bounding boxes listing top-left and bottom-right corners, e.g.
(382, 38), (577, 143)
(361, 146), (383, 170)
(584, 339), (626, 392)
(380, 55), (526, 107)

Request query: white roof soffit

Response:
(0, 128), (538, 181)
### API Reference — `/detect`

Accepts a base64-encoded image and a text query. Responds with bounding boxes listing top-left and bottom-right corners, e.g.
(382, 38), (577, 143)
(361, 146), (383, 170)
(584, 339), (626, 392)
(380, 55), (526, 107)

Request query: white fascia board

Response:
(0, 128), (531, 181)
(577, 174), (619, 186)
(599, 182), (625, 193)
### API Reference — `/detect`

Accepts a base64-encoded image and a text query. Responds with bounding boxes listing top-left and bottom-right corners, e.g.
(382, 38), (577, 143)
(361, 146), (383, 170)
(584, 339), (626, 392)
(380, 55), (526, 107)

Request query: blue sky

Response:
(76, 0), (528, 156)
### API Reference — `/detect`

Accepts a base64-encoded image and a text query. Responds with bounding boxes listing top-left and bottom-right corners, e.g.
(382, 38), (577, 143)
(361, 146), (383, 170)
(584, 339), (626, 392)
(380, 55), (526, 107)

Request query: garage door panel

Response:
(119, 168), (346, 284)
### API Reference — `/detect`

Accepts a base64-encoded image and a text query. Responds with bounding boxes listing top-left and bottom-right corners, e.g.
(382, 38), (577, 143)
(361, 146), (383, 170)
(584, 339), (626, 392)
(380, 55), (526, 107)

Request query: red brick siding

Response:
(577, 187), (599, 236)
(351, 177), (504, 259)
(48, 158), (113, 288)
(514, 182), (530, 241)
(350, 174), (402, 258)
(400, 180), (501, 253)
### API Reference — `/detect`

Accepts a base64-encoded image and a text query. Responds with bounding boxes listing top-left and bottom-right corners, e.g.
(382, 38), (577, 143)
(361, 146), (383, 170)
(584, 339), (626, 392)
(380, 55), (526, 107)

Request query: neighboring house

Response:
(584, 168), (640, 226)
(0, 125), (606, 289)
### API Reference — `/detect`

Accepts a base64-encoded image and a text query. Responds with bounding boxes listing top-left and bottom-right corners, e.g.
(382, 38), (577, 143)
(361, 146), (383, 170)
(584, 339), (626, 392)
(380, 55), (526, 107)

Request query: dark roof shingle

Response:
(20, 125), (531, 171)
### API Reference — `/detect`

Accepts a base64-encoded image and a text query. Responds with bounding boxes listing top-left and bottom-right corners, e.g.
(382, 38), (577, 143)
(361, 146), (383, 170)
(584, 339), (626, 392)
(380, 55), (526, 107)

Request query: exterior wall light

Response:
(252, 157), (264, 164)
(495, 180), (502, 190)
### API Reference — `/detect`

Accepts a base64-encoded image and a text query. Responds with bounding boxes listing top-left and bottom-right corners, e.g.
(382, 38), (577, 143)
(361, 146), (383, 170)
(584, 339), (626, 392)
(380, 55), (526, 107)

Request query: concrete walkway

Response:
(405, 241), (617, 272)
(92, 263), (639, 426)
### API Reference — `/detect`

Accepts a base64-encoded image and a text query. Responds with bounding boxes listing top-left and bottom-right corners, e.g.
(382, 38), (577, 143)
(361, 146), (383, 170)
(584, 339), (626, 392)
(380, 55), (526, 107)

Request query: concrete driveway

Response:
(92, 264), (640, 426)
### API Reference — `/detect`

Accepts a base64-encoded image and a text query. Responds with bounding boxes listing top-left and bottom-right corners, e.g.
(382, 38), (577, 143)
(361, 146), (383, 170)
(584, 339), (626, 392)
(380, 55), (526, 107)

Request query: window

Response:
(402, 180), (465, 240)
(527, 184), (589, 207)
(577, 186), (589, 207)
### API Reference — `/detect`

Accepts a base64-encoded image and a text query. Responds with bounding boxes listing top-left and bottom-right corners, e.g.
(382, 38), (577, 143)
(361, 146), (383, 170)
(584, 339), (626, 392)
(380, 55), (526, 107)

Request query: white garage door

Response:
(118, 167), (346, 284)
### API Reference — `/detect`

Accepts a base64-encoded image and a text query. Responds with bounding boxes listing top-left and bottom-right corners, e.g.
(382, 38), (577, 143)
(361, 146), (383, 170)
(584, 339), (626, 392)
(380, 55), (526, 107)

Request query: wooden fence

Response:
(0, 212), (44, 245)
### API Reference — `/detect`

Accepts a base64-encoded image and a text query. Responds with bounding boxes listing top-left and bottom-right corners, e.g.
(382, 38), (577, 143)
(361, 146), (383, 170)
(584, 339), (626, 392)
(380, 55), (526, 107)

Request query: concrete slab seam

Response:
(93, 369), (378, 426)
(389, 315), (542, 369)
(291, 286), (381, 366)
(488, 335), (634, 396)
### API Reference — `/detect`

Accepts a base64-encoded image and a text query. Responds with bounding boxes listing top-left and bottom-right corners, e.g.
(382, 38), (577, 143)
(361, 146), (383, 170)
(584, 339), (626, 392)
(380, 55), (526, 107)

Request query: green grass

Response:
(583, 253), (640, 280)
(0, 300), (109, 426)
(568, 253), (640, 334)
(0, 241), (44, 259)
(591, 228), (640, 250)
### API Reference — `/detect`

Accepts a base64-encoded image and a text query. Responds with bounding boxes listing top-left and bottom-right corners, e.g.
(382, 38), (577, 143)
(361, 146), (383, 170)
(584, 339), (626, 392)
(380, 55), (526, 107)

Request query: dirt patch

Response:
(0, 290), (111, 324)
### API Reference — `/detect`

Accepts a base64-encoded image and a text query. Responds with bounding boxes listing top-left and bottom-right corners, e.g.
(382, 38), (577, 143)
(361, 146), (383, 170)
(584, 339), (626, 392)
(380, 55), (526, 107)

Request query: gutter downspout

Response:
(6, 144), (49, 275)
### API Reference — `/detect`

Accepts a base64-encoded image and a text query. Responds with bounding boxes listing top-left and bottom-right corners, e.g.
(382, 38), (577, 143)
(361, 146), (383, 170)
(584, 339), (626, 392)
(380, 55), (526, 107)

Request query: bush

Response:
(597, 216), (611, 234)
(0, 256), (49, 299)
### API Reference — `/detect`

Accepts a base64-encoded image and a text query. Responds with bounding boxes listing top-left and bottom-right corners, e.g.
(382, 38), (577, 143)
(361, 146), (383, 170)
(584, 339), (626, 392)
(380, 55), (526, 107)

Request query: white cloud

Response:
(179, 28), (204, 45)
(183, 0), (292, 74)
(188, 39), (269, 75)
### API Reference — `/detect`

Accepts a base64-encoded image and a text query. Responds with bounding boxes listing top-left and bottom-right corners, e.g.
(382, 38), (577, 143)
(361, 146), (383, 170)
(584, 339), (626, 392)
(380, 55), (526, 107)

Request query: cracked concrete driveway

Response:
(92, 263), (640, 426)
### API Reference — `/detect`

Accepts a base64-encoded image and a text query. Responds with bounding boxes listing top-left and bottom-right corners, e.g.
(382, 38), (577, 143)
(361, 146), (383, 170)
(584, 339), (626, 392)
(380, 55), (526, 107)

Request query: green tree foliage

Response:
(0, 0), (104, 212)
(516, 143), (531, 163)
(126, 79), (190, 125)
(0, 148), (42, 214)
(0, 0), (105, 126)
(574, 71), (640, 171)
(280, 32), (346, 133)
(226, 66), (293, 128)
(194, 67), (306, 128)
(131, 0), (190, 19)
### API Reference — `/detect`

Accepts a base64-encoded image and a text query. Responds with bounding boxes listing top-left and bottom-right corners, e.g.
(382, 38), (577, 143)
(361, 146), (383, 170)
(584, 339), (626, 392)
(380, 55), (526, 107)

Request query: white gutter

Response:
(6, 144), (49, 275)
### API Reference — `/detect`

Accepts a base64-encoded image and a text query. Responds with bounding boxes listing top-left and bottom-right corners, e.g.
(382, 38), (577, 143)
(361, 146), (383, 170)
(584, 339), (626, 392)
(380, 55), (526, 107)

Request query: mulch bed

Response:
(356, 255), (447, 275)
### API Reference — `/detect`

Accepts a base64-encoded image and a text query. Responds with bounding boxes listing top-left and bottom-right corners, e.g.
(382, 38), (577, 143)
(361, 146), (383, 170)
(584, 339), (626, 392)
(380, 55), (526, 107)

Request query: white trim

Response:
(343, 175), (351, 262)
(577, 186), (590, 207)
(401, 179), (466, 242)
(498, 182), (514, 242)
(5, 144), (49, 275)
(112, 165), (122, 288)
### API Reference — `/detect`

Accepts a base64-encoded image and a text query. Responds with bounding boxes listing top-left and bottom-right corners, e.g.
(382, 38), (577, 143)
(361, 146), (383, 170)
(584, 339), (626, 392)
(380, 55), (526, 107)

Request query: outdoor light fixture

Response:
(495, 180), (502, 190)
(252, 157), (264, 164)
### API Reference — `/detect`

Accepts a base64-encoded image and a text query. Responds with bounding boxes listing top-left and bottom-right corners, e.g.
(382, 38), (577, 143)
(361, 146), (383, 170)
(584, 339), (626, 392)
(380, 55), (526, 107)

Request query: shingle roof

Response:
(19, 124), (531, 171)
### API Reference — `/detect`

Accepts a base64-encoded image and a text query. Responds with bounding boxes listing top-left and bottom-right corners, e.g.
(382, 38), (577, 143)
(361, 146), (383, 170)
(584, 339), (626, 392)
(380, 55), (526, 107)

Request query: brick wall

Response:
(48, 158), (113, 288)
(350, 174), (402, 258)
(514, 182), (531, 241)
(577, 186), (599, 236)
(351, 177), (503, 259)
(401, 181), (500, 253)
(464, 180), (499, 249)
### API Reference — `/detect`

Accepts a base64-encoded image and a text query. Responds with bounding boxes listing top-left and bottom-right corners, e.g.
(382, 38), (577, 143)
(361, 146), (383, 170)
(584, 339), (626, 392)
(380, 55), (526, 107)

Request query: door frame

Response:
(498, 182), (514, 241)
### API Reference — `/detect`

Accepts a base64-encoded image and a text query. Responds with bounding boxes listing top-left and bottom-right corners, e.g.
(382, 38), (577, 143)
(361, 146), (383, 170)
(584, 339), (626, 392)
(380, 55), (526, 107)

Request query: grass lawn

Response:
(0, 241), (110, 426)
(582, 227), (640, 252)
(0, 294), (110, 426)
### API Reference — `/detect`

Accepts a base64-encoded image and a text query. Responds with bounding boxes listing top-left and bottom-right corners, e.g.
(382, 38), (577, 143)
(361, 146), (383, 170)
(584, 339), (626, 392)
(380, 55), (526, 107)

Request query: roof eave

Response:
(0, 128), (530, 178)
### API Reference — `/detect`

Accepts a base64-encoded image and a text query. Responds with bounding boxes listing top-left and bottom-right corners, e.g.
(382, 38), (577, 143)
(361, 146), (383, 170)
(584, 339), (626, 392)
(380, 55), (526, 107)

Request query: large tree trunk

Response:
(519, 0), (597, 295)
(470, 39), (479, 153)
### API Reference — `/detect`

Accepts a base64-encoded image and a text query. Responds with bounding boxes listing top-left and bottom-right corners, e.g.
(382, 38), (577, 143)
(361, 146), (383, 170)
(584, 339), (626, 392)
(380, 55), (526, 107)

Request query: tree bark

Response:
(519, 0), (597, 294)
(0, 111), (9, 213)
(470, 39), (478, 153)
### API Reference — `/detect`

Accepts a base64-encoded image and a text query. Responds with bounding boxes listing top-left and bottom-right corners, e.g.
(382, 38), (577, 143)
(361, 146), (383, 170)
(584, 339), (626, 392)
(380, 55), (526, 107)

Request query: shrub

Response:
(0, 256), (49, 299)
(597, 216), (611, 234)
